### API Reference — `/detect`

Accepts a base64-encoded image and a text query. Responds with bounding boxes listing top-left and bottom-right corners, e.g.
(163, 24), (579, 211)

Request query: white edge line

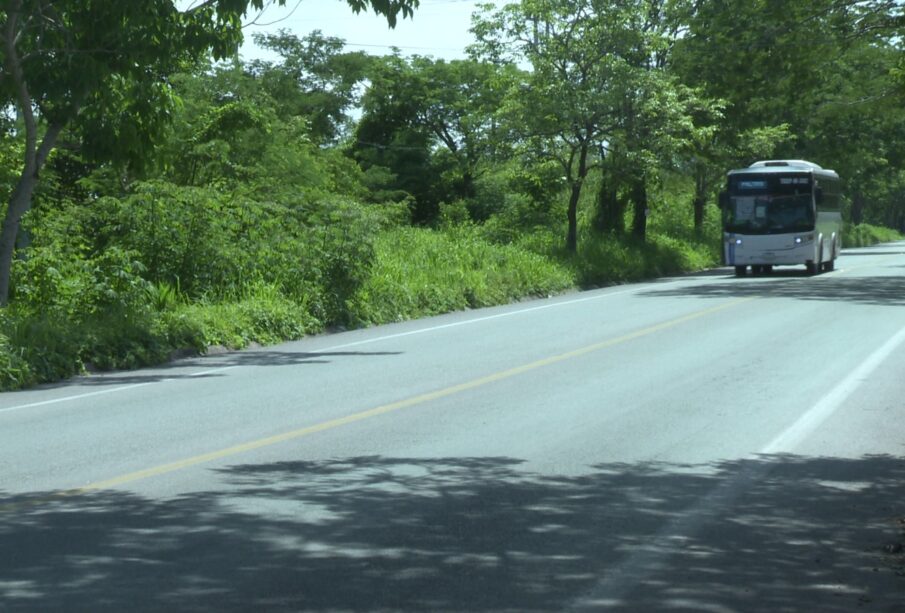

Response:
(321, 285), (649, 351)
(0, 382), (156, 413)
(0, 284), (658, 414)
(571, 319), (905, 609)
(0, 366), (243, 414)
(760, 320), (905, 454)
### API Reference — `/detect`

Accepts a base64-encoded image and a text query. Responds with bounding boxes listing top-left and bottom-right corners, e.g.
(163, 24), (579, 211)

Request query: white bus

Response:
(719, 160), (843, 276)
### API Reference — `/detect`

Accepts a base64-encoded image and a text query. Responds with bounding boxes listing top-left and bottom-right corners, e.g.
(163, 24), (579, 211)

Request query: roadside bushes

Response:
(83, 182), (380, 318)
(160, 282), (319, 350)
(0, 220), (575, 389)
(844, 222), (903, 247)
(88, 183), (243, 298)
(348, 225), (574, 325)
(0, 279), (325, 391)
(5, 244), (161, 383)
(573, 229), (719, 287)
(37, 180), (393, 324)
(0, 179), (393, 390)
(0, 324), (31, 390)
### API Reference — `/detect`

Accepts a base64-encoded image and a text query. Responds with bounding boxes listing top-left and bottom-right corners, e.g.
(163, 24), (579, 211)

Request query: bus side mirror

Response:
(718, 191), (728, 209)
(815, 187), (824, 204)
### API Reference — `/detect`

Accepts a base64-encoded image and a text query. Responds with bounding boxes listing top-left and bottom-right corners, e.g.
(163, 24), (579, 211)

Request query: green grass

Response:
(0, 283), (322, 391)
(572, 230), (719, 287)
(843, 222), (903, 248)
(348, 225), (575, 326)
(0, 307), (167, 388)
(162, 284), (320, 350)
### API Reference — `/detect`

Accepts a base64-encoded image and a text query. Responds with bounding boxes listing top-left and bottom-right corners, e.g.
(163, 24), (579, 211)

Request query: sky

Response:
(237, 0), (500, 62)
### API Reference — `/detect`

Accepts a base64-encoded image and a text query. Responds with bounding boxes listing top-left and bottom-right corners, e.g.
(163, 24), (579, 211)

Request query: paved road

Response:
(2, 242), (905, 612)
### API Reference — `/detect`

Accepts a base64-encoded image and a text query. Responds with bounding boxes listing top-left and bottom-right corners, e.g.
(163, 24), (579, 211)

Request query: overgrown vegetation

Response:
(349, 226), (574, 325)
(843, 222), (904, 248)
(1, 1), (903, 390)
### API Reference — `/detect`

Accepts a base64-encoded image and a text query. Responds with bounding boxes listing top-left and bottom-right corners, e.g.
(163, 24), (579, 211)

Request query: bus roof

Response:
(728, 160), (839, 180)
(750, 160), (822, 170)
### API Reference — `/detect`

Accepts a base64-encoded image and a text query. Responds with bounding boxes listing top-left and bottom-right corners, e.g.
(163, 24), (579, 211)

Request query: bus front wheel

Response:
(734, 265), (747, 277)
(821, 240), (837, 272)
(808, 241), (825, 275)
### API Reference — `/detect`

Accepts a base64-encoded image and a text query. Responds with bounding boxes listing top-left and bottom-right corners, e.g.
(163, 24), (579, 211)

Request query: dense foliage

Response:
(0, 0), (903, 389)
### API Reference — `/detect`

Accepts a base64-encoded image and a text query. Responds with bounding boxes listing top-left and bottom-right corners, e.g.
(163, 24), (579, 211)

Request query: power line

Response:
(243, 0), (305, 28)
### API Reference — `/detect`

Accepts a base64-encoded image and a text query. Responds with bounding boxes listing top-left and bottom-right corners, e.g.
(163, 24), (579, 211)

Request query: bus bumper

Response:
(724, 234), (815, 266)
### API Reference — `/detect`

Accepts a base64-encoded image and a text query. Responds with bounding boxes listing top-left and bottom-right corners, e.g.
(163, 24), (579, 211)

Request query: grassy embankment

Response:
(0, 221), (898, 391)
(843, 222), (903, 247)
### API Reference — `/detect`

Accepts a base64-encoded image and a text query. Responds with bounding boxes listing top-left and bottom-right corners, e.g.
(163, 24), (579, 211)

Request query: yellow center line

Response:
(3, 296), (754, 512)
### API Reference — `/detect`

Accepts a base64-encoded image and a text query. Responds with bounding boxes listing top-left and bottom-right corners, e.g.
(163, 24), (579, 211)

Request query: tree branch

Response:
(3, 0), (38, 164)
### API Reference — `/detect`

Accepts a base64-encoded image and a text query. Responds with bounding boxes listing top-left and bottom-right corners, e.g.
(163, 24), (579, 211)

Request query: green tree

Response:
(154, 62), (339, 197)
(679, 102), (790, 233)
(250, 30), (374, 143)
(472, 0), (631, 251)
(674, 0), (905, 226)
(0, 0), (418, 307)
(354, 54), (510, 222)
(473, 0), (700, 248)
(803, 21), (905, 227)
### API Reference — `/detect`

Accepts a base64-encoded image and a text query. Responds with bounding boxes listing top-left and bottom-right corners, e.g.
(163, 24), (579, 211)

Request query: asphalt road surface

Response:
(2, 242), (905, 612)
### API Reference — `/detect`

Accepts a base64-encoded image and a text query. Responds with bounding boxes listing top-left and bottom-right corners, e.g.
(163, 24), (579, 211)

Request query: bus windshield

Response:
(725, 175), (815, 234)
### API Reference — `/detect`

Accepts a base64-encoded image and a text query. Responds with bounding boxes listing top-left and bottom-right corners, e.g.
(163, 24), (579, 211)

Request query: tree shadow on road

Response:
(1, 455), (903, 612)
(640, 274), (905, 307)
(58, 351), (404, 388)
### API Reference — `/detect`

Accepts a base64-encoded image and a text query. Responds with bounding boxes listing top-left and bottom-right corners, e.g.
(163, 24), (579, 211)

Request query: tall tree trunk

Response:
(850, 190), (864, 225)
(693, 170), (708, 234)
(565, 143), (590, 253)
(1, 6), (67, 304)
(0, 176), (35, 307)
(594, 169), (625, 234)
(631, 176), (648, 240)
(566, 181), (581, 252)
(0, 123), (64, 306)
(462, 170), (475, 200)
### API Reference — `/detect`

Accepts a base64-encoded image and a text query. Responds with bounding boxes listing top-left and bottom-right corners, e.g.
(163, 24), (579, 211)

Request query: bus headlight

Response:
(734, 238), (743, 245)
(795, 234), (814, 245)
